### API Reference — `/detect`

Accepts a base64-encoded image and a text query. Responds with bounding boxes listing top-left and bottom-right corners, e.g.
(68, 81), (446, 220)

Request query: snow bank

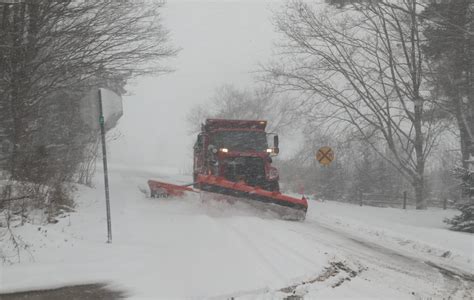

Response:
(310, 200), (474, 273)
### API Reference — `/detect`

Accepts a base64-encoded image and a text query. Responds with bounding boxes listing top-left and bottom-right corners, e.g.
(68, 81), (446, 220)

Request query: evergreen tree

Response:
(445, 167), (474, 233)
(423, 0), (474, 232)
(423, 0), (473, 168)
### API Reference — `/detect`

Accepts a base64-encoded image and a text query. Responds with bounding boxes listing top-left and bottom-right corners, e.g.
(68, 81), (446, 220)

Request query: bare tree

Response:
(187, 84), (297, 134)
(264, 0), (447, 209)
(0, 0), (177, 175)
(0, 0), (177, 220)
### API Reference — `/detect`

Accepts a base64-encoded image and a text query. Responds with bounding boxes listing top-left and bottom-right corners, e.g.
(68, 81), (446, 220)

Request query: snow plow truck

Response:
(148, 119), (308, 221)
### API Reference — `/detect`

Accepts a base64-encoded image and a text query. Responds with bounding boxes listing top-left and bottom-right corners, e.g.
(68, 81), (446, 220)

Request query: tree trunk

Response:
(453, 95), (472, 170)
(413, 175), (425, 209)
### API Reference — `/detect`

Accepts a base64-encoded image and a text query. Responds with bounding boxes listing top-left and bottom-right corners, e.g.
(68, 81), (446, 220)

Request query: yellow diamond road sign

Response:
(316, 146), (334, 166)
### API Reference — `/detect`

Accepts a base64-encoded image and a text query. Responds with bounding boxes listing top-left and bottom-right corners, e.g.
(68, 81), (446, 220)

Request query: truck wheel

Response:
(266, 181), (280, 192)
(193, 173), (198, 188)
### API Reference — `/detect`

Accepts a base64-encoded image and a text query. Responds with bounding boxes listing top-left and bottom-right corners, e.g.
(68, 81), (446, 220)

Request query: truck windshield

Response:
(213, 131), (268, 152)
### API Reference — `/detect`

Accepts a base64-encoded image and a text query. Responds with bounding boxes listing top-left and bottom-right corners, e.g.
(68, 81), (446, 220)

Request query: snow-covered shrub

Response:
(1, 180), (74, 226)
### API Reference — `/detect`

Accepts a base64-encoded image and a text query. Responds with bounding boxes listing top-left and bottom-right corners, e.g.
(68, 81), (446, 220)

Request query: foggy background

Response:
(109, 0), (282, 171)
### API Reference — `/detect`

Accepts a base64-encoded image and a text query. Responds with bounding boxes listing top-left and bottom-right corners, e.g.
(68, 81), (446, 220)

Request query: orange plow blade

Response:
(148, 176), (308, 221)
(147, 180), (197, 198)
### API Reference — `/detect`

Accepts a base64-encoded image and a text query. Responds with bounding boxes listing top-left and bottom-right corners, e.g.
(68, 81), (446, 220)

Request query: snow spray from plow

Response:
(148, 175), (307, 221)
(148, 119), (308, 221)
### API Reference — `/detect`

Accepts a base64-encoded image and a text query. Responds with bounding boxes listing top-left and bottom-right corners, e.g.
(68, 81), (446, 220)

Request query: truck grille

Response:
(222, 157), (266, 188)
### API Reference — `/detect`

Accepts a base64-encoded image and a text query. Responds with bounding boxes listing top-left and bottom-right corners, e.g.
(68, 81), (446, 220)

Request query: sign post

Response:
(98, 88), (112, 244)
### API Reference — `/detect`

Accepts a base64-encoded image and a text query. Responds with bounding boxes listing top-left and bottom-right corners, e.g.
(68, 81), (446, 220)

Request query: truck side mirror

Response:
(273, 135), (279, 155)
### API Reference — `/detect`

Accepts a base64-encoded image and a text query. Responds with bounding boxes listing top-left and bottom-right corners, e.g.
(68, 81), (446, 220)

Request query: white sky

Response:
(109, 0), (284, 171)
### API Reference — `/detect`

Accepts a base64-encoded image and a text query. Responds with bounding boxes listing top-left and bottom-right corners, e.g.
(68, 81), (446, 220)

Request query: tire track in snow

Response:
(424, 261), (474, 299)
(297, 220), (427, 271)
(305, 218), (474, 283)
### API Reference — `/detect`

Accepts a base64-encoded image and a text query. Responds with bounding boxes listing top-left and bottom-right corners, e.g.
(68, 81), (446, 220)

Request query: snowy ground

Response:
(1, 165), (473, 299)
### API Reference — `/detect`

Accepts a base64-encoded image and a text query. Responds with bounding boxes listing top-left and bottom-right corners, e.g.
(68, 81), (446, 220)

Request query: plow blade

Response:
(147, 176), (308, 221)
(196, 175), (308, 221)
(148, 180), (197, 198)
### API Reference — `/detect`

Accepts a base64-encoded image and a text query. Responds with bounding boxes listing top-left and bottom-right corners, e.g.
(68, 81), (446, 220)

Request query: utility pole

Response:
(98, 88), (112, 243)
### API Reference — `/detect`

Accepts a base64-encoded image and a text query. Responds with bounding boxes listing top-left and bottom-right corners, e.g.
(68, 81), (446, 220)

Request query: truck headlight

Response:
(220, 148), (228, 153)
(267, 148), (278, 156)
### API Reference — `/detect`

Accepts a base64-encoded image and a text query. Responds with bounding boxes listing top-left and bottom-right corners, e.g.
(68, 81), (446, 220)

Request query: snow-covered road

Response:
(1, 166), (473, 299)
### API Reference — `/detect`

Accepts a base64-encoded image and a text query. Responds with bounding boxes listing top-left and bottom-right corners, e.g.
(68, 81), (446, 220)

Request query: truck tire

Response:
(265, 181), (280, 192)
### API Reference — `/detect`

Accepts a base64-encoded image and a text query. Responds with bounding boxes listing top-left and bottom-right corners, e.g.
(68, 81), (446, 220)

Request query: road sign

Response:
(316, 146), (334, 166)
(80, 88), (123, 131)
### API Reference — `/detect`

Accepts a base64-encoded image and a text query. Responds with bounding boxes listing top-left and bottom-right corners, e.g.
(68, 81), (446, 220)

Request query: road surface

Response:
(2, 167), (472, 299)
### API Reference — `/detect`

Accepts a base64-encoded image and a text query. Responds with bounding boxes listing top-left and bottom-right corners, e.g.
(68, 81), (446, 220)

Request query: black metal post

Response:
(98, 88), (112, 243)
(403, 191), (407, 209)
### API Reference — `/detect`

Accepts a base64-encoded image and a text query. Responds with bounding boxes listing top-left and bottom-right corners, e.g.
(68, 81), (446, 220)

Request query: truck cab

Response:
(193, 119), (280, 191)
